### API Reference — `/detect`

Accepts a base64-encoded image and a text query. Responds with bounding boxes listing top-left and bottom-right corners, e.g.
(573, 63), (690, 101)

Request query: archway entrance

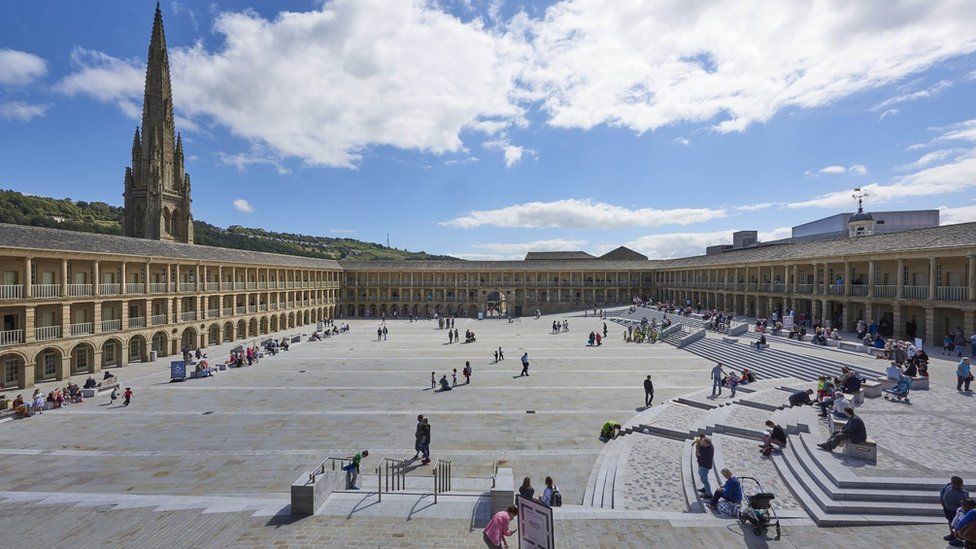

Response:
(485, 291), (507, 318)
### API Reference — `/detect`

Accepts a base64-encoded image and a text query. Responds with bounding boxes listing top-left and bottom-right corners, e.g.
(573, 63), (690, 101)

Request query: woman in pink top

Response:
(483, 505), (518, 548)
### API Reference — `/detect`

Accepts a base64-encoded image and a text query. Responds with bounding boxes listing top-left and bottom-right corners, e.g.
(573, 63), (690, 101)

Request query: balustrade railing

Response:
(35, 325), (61, 341)
(98, 283), (121, 295)
(126, 282), (145, 294)
(128, 317), (146, 329)
(69, 322), (93, 336)
(0, 329), (24, 346)
(937, 286), (968, 301)
(875, 285), (896, 298)
(903, 285), (928, 300)
(101, 319), (122, 332)
(180, 311), (197, 322)
(850, 285), (868, 296)
(0, 284), (23, 300)
(66, 283), (92, 297)
(32, 284), (60, 298)
(149, 282), (168, 293)
(151, 314), (168, 326)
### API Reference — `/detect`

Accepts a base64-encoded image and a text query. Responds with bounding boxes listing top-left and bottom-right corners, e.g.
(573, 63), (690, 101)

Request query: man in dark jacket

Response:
(644, 375), (654, 406)
(817, 407), (866, 451)
(788, 388), (814, 407)
(942, 476), (969, 546)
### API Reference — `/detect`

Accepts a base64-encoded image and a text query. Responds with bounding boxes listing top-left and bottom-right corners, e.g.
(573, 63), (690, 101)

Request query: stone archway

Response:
(127, 334), (148, 363)
(70, 342), (96, 375)
(223, 321), (234, 342)
(270, 315), (278, 332)
(151, 331), (169, 357)
(1, 351), (27, 389)
(467, 304), (478, 318)
(260, 316), (269, 335)
(101, 338), (123, 369)
(34, 347), (63, 382)
(237, 319), (246, 339)
(208, 324), (220, 346)
(180, 327), (198, 351)
(249, 318), (258, 337)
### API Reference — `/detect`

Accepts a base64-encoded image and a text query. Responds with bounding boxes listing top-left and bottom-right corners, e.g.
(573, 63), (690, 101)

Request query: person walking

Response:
(483, 505), (518, 549)
(710, 363), (724, 396)
(452, 368), (458, 387)
(419, 418), (431, 464)
(382, 325), (388, 341)
(494, 349), (499, 363)
(123, 387), (133, 407)
(453, 328), (459, 343)
(413, 415), (425, 459)
(431, 371), (436, 389)
(520, 352), (530, 377)
(463, 362), (471, 384)
(644, 375), (654, 406)
(449, 330), (453, 344)
(957, 357), (973, 392)
(498, 347), (504, 360)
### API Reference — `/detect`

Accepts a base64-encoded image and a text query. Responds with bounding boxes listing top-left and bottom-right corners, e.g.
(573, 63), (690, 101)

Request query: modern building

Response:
(791, 209), (939, 242)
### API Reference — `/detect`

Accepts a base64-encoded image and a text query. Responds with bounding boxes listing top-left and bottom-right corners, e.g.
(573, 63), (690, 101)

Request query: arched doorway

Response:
(208, 324), (220, 346)
(128, 334), (147, 363)
(237, 319), (246, 339)
(347, 304), (355, 316)
(288, 312), (295, 328)
(71, 342), (95, 375)
(34, 347), (62, 382)
(223, 321), (234, 342)
(101, 338), (123, 369)
(260, 316), (269, 334)
(270, 315), (278, 332)
(249, 318), (258, 337)
(1, 352), (27, 389)
(180, 327), (197, 351)
(151, 331), (169, 357)
(485, 291), (506, 317)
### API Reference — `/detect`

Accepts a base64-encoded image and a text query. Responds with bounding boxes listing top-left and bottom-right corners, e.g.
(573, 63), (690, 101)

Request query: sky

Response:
(2, 0), (976, 260)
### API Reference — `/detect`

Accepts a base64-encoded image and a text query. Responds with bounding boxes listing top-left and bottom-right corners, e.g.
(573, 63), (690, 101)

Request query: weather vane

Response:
(852, 187), (869, 213)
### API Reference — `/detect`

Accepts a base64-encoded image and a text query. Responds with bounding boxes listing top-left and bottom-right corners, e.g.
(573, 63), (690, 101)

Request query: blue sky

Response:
(2, 0), (976, 259)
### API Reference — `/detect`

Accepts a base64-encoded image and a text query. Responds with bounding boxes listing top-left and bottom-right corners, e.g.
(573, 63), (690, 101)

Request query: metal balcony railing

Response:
(207, 309), (220, 319)
(151, 314), (168, 326)
(101, 319), (122, 332)
(850, 285), (868, 296)
(180, 311), (197, 322)
(875, 285), (896, 298)
(903, 285), (928, 300)
(66, 283), (93, 297)
(179, 283), (196, 292)
(69, 322), (94, 336)
(35, 325), (61, 341)
(937, 286), (968, 301)
(99, 283), (121, 295)
(126, 282), (145, 294)
(0, 284), (22, 300)
(222, 307), (233, 317)
(149, 282), (168, 293)
(128, 317), (146, 329)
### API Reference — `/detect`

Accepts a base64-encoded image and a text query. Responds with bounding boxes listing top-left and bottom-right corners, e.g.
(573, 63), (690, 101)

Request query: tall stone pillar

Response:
(841, 302), (848, 331)
(61, 258), (69, 296)
(24, 256), (32, 298)
(892, 304), (903, 340)
(843, 262), (851, 296)
(924, 306), (936, 347)
(867, 260), (876, 297)
(928, 257), (937, 300)
(896, 259), (905, 299)
(821, 299), (829, 327)
(968, 254), (975, 302)
(93, 260), (101, 296)
(121, 262), (127, 295)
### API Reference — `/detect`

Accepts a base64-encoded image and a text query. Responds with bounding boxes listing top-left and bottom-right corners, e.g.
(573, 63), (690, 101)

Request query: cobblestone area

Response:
(617, 436), (688, 511)
(723, 404), (774, 430)
(715, 435), (802, 510)
(736, 388), (793, 408)
(646, 403), (708, 431)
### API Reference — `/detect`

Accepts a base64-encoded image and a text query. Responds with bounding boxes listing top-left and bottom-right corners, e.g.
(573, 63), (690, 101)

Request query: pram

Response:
(736, 477), (781, 540)
(883, 376), (911, 403)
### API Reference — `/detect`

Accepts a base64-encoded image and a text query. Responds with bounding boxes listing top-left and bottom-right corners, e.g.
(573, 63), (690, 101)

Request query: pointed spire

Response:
(131, 127), (142, 153)
(175, 132), (183, 157)
(142, 2), (175, 146)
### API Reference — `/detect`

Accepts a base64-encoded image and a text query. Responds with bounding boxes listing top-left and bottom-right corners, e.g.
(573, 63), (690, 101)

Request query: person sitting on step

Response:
(760, 420), (788, 457)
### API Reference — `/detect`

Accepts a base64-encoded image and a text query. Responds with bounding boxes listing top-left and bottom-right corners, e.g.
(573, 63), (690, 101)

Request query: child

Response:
(123, 387), (133, 406)
(452, 369), (457, 387)
(494, 350), (499, 363)
(816, 376), (828, 400)
(110, 387), (119, 404)
(431, 371), (436, 389)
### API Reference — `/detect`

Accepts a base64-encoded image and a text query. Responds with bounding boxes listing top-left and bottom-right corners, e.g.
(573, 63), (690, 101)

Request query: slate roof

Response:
(0, 223), (342, 269)
(656, 221), (976, 269)
(600, 246), (649, 261)
(524, 251), (596, 260)
(339, 259), (659, 271)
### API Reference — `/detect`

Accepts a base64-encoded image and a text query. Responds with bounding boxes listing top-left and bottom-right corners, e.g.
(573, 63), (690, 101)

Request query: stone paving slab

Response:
(617, 435), (687, 511)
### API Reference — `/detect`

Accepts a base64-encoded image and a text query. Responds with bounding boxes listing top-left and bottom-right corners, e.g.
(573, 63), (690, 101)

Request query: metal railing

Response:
(179, 282), (196, 292)
(380, 458), (407, 494)
(432, 459), (452, 503)
(0, 329), (24, 346)
(206, 282), (220, 291)
(309, 456), (353, 484)
(128, 317), (146, 328)
(126, 282), (145, 294)
(151, 314), (168, 326)
(221, 282), (233, 291)
(149, 282), (168, 293)
(903, 285), (928, 300)
(66, 283), (92, 297)
(69, 322), (93, 336)
(937, 286), (968, 301)
(850, 285), (868, 296)
(99, 283), (121, 295)
(101, 319), (122, 332)
(223, 307), (233, 317)
(827, 284), (845, 296)
(35, 325), (61, 341)
(180, 311), (197, 322)
(32, 284), (60, 298)
(207, 309), (220, 319)
(0, 284), (23, 300)
(875, 284), (896, 298)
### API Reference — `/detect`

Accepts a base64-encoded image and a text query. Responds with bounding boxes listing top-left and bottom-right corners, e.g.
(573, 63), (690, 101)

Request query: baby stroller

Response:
(883, 375), (911, 403)
(736, 477), (781, 540)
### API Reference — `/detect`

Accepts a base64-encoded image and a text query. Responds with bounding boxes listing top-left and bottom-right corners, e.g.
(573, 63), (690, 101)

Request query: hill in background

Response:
(0, 189), (454, 261)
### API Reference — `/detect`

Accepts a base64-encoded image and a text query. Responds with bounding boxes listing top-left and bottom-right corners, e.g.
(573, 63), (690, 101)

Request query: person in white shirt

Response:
(818, 391), (849, 419)
(886, 362), (902, 381)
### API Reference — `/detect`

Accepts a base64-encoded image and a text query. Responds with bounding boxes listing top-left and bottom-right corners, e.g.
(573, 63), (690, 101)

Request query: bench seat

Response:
(721, 336), (738, 343)
(838, 341), (865, 352)
(842, 438), (878, 464)
(81, 382), (119, 399)
(861, 380), (882, 398)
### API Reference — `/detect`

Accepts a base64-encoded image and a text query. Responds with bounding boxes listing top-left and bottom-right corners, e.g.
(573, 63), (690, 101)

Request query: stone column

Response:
(811, 263), (819, 294)
(965, 310), (975, 339)
(864, 302), (872, 325)
(843, 262), (851, 296)
(896, 259), (905, 299)
(145, 262), (151, 294)
(175, 264), (182, 292)
(791, 265), (798, 293)
(61, 258), (69, 296)
(24, 256), (32, 298)
(61, 303), (71, 339)
(93, 301), (102, 334)
(867, 260), (876, 298)
(892, 304), (903, 340)
(24, 306), (35, 344)
(121, 262), (127, 295)
(925, 306), (936, 347)
(841, 302), (848, 331)
(93, 260), (101, 296)
(928, 257), (937, 300)
(968, 254), (975, 302)
(821, 299), (829, 327)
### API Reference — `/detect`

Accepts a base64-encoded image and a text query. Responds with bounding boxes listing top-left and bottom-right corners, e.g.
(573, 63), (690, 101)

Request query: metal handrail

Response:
(491, 460), (499, 488)
(381, 457), (406, 493)
(309, 456), (352, 484)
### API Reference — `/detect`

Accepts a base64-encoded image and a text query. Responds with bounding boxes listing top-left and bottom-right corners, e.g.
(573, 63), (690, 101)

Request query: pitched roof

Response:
(339, 259), (658, 271)
(0, 223), (341, 269)
(657, 221), (976, 268)
(524, 251), (596, 260)
(599, 246), (648, 261)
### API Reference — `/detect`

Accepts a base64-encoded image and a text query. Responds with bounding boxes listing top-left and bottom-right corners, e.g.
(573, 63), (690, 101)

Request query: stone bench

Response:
(862, 380), (883, 398)
(825, 339), (839, 347)
(879, 376), (928, 391)
(843, 438), (878, 464)
(838, 341), (865, 352)
(721, 336), (738, 343)
(82, 382), (119, 399)
(828, 415), (848, 433)
(843, 390), (864, 407)
(868, 347), (887, 358)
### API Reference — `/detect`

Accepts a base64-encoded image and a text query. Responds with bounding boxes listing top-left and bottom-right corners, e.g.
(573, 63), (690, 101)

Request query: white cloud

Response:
(523, 0), (976, 134)
(56, 48), (145, 117)
(673, 137), (690, 146)
(619, 227), (791, 259)
(879, 108), (899, 120)
(805, 164), (868, 176)
(217, 150), (290, 175)
(0, 101), (50, 121)
(456, 238), (589, 259)
(0, 49), (47, 85)
(232, 198), (254, 212)
(484, 139), (535, 167)
(939, 205), (976, 224)
(896, 149), (961, 171)
(441, 199), (728, 229)
(871, 79), (953, 111)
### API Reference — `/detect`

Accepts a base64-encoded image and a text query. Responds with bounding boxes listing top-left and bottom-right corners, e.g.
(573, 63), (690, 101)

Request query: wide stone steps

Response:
(681, 336), (886, 382)
(766, 407), (945, 526)
(582, 437), (628, 508)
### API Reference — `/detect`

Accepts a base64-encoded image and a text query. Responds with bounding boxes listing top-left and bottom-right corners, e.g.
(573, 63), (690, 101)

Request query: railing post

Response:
(377, 465), (381, 503)
(433, 469), (437, 504)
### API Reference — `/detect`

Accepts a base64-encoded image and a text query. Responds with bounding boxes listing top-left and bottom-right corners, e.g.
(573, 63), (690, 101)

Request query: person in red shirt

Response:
(123, 387), (133, 407)
(483, 505), (518, 549)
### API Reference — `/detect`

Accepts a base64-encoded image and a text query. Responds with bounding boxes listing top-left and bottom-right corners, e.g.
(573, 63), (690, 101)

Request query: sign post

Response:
(170, 360), (187, 382)
(517, 495), (554, 549)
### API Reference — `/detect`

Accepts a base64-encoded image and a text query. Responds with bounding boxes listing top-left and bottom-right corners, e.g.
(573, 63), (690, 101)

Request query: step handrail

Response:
(309, 456), (353, 483)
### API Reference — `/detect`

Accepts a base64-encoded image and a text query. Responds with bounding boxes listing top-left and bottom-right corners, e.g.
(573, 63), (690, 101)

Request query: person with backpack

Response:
(540, 476), (561, 507)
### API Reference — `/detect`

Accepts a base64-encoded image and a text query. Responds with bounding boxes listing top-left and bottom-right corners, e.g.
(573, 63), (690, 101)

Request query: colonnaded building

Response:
(1, 5), (975, 390)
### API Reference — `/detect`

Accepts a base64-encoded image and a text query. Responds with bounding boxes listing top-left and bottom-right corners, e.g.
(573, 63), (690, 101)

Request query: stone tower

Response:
(123, 3), (193, 244)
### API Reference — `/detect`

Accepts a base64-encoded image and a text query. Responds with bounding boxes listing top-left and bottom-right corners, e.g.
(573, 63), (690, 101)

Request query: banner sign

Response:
(170, 360), (187, 382)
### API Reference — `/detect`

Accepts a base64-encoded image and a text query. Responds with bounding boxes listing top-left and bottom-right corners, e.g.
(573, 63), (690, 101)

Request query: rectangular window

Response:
(4, 359), (18, 384)
(43, 353), (57, 377)
(104, 343), (117, 366)
(41, 271), (55, 284)
(2, 271), (17, 285)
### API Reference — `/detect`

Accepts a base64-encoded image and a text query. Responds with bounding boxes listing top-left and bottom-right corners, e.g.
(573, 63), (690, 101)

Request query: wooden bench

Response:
(842, 438), (878, 464)
(82, 382), (119, 399)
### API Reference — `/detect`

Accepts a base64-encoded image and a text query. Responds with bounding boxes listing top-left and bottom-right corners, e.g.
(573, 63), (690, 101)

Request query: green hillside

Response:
(0, 189), (454, 261)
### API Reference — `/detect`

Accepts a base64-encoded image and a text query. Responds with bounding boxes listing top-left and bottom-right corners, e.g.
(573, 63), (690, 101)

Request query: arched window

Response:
(163, 207), (171, 235)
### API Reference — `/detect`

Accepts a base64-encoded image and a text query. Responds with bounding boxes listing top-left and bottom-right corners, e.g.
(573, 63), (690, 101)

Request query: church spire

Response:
(142, 0), (175, 152)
